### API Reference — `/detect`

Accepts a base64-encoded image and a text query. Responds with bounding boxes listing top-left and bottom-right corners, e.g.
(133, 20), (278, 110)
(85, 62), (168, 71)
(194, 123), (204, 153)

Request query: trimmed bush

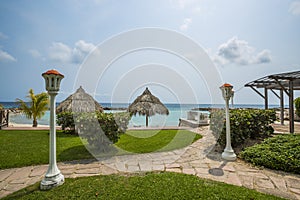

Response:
(57, 112), (75, 132)
(209, 108), (225, 136)
(295, 97), (300, 118)
(240, 134), (300, 174)
(57, 112), (131, 152)
(210, 109), (276, 148)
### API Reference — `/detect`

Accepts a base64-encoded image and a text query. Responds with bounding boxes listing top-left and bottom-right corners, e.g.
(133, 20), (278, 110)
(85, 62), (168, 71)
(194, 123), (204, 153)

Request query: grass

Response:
(240, 134), (300, 174)
(0, 130), (92, 169)
(2, 172), (283, 200)
(116, 129), (202, 153)
(0, 129), (201, 169)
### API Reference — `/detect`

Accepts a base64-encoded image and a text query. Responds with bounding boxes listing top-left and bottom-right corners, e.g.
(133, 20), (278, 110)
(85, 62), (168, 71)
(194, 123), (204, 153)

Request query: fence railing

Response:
(0, 110), (9, 129)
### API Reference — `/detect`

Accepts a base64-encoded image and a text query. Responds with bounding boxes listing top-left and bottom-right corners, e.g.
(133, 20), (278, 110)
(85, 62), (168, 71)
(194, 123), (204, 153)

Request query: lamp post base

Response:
(222, 149), (237, 161)
(40, 173), (64, 190)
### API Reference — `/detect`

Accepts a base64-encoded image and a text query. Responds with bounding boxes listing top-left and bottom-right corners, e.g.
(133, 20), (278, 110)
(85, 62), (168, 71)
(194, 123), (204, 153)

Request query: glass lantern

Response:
(42, 69), (64, 92)
(220, 83), (234, 100)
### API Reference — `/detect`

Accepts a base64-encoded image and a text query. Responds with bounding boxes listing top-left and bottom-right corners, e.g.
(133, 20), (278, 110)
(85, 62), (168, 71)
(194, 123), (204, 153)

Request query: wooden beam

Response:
(270, 89), (280, 99)
(274, 77), (290, 96)
(249, 86), (265, 99)
(289, 81), (294, 133)
(280, 90), (284, 125)
(265, 87), (268, 109)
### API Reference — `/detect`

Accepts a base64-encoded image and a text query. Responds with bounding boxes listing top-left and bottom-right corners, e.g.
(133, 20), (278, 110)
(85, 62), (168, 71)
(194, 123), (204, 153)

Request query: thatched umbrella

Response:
(56, 86), (103, 113)
(128, 87), (169, 127)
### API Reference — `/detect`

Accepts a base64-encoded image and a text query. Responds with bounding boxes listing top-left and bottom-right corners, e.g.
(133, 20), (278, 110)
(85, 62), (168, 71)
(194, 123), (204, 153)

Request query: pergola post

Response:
(245, 71), (299, 134)
(264, 87), (268, 109)
(289, 81), (294, 133)
(280, 89), (284, 125)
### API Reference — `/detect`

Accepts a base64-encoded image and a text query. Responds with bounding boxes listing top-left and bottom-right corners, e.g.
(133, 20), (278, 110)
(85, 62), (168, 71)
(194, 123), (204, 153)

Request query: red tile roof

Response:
(42, 69), (64, 77)
(222, 83), (233, 87)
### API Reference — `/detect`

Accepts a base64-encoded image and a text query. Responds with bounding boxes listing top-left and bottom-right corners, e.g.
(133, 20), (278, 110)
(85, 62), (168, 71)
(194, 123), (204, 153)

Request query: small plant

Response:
(0, 104), (3, 110)
(295, 97), (300, 117)
(57, 112), (75, 132)
(199, 113), (205, 120)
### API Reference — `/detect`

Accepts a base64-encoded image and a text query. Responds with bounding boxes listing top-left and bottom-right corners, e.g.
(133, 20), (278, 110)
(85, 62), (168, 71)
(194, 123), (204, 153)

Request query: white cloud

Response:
(180, 18), (192, 31)
(289, 1), (300, 15)
(48, 40), (97, 63)
(0, 49), (17, 62)
(28, 49), (42, 58)
(170, 0), (197, 9)
(73, 40), (97, 63)
(0, 32), (8, 40)
(213, 37), (272, 66)
(49, 42), (72, 63)
(255, 49), (271, 64)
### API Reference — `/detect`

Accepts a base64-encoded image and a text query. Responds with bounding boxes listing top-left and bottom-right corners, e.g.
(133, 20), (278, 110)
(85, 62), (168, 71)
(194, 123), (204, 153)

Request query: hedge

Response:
(57, 112), (131, 152)
(240, 134), (300, 174)
(210, 109), (276, 148)
(295, 97), (300, 118)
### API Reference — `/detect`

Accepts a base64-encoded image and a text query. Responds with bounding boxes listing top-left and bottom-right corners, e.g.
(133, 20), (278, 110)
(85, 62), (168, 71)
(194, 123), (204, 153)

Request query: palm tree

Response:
(16, 89), (49, 127)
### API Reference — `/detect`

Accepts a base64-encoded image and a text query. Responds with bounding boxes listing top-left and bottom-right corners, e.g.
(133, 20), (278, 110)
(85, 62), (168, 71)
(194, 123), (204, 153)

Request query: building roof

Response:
(42, 69), (64, 77)
(245, 70), (300, 90)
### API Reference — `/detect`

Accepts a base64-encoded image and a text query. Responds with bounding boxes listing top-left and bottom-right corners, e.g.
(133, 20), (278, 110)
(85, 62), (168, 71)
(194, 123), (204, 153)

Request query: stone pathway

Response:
(1, 127), (300, 199)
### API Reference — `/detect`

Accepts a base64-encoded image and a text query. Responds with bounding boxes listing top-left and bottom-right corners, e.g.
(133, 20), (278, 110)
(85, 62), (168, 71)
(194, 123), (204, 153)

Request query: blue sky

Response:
(0, 0), (299, 105)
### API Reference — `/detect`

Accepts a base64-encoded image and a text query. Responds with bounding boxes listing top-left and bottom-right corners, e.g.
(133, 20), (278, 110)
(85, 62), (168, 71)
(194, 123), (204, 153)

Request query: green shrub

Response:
(57, 112), (75, 132)
(113, 112), (132, 133)
(0, 104), (3, 110)
(209, 108), (225, 136)
(211, 109), (276, 148)
(57, 111), (131, 152)
(295, 97), (300, 117)
(240, 134), (300, 174)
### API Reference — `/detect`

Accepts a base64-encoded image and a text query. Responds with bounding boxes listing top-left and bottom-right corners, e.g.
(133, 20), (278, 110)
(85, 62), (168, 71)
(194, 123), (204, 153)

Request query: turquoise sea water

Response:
(1, 102), (280, 127)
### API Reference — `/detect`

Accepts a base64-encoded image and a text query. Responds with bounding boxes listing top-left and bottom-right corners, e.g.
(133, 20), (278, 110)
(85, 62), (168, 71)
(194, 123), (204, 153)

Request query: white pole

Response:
(221, 96), (236, 161)
(40, 92), (64, 190)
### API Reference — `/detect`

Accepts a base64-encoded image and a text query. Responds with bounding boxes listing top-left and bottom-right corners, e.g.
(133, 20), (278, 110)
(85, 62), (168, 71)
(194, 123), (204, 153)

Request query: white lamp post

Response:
(40, 69), (65, 190)
(231, 89), (234, 108)
(220, 83), (236, 161)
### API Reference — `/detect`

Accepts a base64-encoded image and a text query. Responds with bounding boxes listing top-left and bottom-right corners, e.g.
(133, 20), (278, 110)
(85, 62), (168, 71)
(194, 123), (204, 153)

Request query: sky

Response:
(0, 0), (299, 105)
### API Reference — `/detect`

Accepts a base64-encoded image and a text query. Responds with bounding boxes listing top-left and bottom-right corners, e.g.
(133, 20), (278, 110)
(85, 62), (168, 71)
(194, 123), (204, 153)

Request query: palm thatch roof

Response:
(56, 86), (103, 113)
(128, 87), (169, 117)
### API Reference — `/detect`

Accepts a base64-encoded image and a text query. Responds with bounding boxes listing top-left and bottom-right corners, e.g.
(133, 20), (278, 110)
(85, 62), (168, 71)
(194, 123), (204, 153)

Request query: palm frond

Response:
(15, 89), (49, 123)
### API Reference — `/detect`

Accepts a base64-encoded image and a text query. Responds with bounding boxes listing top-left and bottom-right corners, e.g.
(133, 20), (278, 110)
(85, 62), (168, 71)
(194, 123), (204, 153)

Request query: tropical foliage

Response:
(210, 109), (276, 148)
(240, 134), (300, 174)
(16, 89), (49, 127)
(295, 97), (300, 117)
(57, 111), (131, 152)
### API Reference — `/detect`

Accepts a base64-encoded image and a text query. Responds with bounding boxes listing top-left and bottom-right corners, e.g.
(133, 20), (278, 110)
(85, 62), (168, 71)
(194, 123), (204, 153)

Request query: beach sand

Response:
(4, 122), (61, 130)
(8, 122), (50, 128)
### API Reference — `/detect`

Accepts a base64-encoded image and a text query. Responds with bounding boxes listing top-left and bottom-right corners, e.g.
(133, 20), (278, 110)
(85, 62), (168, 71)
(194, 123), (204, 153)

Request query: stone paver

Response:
(1, 126), (300, 199)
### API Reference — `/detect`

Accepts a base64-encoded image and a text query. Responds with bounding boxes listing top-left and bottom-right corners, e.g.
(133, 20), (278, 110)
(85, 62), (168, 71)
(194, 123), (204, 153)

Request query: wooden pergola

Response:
(245, 70), (300, 133)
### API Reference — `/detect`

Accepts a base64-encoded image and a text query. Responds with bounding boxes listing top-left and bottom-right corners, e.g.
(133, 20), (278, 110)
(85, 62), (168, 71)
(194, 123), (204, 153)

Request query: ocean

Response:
(1, 102), (281, 127)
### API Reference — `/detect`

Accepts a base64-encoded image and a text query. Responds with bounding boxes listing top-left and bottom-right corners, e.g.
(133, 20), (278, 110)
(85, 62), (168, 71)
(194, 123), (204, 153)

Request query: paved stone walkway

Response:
(1, 127), (300, 199)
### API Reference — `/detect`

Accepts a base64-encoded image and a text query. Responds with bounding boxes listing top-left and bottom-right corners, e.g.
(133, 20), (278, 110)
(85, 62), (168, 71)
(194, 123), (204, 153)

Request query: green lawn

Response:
(0, 130), (92, 169)
(3, 172), (283, 200)
(116, 129), (202, 153)
(0, 129), (201, 169)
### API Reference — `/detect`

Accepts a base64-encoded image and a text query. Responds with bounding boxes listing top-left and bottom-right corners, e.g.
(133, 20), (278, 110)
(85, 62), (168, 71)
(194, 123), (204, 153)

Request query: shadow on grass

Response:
(58, 145), (94, 163)
(56, 131), (79, 138)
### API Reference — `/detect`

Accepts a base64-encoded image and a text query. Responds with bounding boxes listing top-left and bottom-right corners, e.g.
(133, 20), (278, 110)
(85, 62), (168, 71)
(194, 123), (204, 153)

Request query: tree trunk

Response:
(33, 118), (38, 127)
